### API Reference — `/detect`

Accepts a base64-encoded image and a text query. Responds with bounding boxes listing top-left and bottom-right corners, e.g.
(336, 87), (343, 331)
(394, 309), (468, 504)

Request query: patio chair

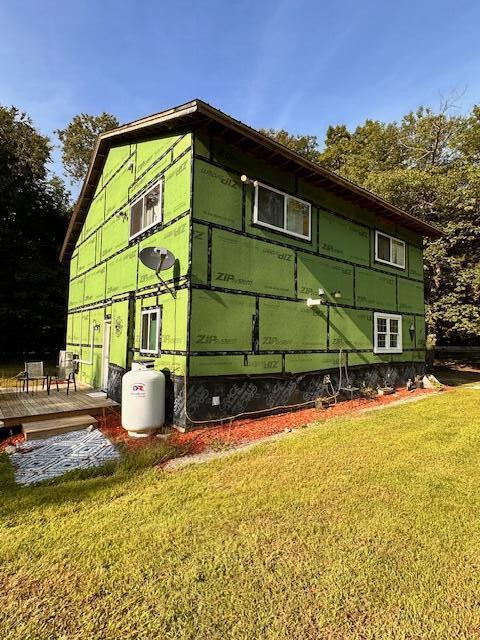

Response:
(24, 361), (48, 393)
(49, 351), (77, 395)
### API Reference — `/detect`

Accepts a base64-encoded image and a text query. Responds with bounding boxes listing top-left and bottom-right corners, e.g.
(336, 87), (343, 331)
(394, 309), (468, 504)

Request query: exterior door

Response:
(102, 321), (111, 391)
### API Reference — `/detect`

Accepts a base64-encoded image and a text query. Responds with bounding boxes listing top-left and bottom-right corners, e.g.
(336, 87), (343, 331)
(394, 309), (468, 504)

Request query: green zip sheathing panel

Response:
(163, 154), (191, 223)
(415, 315), (426, 349)
(211, 229), (295, 296)
(191, 223), (209, 284)
(329, 307), (373, 350)
(297, 254), (354, 304)
(355, 268), (396, 311)
(285, 353), (343, 374)
(106, 247), (138, 297)
(109, 300), (130, 368)
(189, 354), (283, 377)
(137, 217), (190, 289)
(130, 153), (171, 200)
(76, 233), (97, 276)
(408, 244), (424, 280)
(84, 263), (107, 305)
(105, 164), (134, 218)
(102, 145), (132, 185)
(78, 347), (102, 387)
(259, 299), (327, 350)
(190, 290), (256, 352)
(68, 276), (84, 309)
(347, 352), (391, 366)
(136, 136), (178, 181)
(194, 160), (243, 229)
(83, 190), (105, 238)
(99, 214), (128, 261)
(318, 210), (370, 266)
(398, 278), (424, 314)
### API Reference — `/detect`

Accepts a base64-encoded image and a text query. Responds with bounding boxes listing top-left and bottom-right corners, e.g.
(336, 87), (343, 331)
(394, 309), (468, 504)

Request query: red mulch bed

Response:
(1, 386), (444, 454)
(170, 387), (439, 454)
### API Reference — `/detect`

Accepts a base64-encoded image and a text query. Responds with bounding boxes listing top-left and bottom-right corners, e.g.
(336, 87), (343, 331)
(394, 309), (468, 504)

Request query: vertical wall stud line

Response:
(241, 182), (246, 233)
(326, 304), (330, 351)
(207, 226), (213, 286)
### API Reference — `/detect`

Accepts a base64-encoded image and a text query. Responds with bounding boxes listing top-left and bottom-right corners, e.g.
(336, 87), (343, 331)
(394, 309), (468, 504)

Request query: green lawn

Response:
(2, 386), (480, 639)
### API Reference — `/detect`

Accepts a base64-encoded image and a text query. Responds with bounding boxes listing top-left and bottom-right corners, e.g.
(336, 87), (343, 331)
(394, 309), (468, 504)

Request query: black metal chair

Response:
(48, 351), (77, 395)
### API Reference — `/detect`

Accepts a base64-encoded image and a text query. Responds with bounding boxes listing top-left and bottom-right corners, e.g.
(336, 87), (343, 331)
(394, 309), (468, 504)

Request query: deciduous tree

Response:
(56, 112), (119, 183)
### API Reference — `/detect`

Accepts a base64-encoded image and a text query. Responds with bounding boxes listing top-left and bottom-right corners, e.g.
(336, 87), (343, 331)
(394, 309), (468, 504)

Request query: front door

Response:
(102, 321), (111, 391)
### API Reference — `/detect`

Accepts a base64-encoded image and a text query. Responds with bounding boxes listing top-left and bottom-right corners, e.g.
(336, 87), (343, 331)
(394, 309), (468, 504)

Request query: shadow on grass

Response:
(0, 438), (192, 517)
(434, 365), (480, 387)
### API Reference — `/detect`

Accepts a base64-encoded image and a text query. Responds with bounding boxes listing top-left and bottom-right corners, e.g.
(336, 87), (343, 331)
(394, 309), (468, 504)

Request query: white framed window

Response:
(375, 231), (405, 269)
(374, 312), (402, 353)
(130, 181), (162, 239)
(140, 308), (161, 354)
(253, 182), (311, 240)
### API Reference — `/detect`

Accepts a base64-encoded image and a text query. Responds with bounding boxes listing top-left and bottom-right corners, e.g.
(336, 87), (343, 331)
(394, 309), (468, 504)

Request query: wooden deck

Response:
(0, 386), (118, 428)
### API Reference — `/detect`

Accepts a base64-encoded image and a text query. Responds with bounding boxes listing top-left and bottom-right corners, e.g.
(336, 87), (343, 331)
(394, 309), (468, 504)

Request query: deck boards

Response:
(0, 387), (118, 427)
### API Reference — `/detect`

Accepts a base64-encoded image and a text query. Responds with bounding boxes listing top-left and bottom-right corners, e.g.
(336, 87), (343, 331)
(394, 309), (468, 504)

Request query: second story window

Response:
(130, 181), (162, 239)
(375, 230), (405, 269)
(254, 182), (311, 240)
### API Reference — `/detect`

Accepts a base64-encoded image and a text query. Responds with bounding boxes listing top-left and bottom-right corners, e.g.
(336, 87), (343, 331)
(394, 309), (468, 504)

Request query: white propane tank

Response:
(121, 362), (165, 437)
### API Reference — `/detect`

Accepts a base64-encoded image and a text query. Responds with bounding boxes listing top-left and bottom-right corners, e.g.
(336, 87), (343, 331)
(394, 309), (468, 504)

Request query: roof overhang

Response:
(60, 99), (444, 261)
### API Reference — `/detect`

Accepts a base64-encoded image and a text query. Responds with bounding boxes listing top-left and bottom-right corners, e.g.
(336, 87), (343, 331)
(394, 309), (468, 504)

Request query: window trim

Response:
(374, 312), (403, 354)
(253, 181), (312, 241)
(129, 180), (163, 240)
(140, 308), (161, 355)
(374, 230), (406, 269)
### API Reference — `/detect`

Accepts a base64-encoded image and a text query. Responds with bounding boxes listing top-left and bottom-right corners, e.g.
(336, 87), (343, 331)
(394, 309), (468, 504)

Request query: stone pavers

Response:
(8, 429), (120, 486)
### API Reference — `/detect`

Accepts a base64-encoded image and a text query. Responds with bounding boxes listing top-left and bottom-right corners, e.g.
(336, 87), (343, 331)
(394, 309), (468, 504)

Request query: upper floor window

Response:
(130, 181), (162, 239)
(374, 312), (402, 353)
(375, 230), (405, 269)
(140, 308), (161, 354)
(254, 182), (311, 240)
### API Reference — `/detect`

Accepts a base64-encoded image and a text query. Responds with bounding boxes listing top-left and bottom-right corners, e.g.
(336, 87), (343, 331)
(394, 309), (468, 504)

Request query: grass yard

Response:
(1, 386), (480, 639)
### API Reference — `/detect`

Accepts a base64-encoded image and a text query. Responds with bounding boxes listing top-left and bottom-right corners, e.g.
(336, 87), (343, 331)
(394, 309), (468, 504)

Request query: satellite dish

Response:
(139, 247), (176, 272)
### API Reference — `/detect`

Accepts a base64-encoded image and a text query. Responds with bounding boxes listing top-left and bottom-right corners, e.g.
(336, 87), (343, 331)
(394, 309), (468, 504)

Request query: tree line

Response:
(0, 99), (478, 359)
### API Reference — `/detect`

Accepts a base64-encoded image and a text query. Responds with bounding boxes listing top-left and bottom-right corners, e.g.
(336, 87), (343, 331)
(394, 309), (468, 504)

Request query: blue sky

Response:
(1, 0), (480, 190)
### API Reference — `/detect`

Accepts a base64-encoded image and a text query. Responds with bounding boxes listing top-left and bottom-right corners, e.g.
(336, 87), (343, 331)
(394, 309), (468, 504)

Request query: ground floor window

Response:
(374, 312), (402, 353)
(141, 308), (161, 354)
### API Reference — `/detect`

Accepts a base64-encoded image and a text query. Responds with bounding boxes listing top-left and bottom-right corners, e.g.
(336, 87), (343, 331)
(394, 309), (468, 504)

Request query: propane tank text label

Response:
(130, 383), (146, 398)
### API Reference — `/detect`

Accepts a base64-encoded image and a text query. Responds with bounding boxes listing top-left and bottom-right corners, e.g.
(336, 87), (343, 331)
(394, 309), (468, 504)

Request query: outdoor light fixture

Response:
(93, 321), (101, 332)
(333, 290), (342, 299)
(409, 323), (416, 338)
(307, 298), (322, 307)
(240, 174), (258, 186)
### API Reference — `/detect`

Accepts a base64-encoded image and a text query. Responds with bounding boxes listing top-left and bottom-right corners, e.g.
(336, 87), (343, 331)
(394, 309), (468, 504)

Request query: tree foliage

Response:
(56, 112), (119, 182)
(259, 128), (320, 162)
(264, 99), (480, 344)
(0, 106), (71, 357)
